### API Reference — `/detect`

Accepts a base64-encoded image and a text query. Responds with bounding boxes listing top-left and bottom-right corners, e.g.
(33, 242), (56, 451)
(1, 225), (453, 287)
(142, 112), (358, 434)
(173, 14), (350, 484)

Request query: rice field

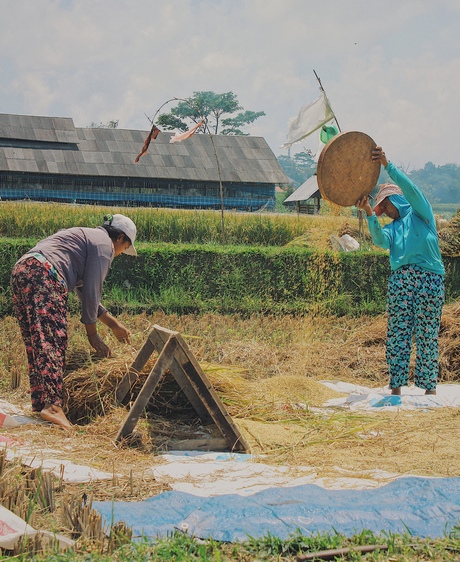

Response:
(1, 201), (460, 559)
(0, 200), (361, 248)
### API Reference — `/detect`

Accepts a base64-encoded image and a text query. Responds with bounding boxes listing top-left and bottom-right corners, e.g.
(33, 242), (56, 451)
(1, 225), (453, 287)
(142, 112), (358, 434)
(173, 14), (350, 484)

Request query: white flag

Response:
(281, 91), (334, 149)
(313, 132), (326, 163)
(170, 121), (204, 143)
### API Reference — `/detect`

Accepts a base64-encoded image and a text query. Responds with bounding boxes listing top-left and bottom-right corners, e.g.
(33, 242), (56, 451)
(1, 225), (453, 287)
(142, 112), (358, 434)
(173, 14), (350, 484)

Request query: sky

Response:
(1, 0), (459, 171)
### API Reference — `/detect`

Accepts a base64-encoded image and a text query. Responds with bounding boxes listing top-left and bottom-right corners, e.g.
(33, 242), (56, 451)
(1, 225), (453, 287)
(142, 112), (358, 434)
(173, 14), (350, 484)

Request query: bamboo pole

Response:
(296, 543), (388, 561)
(313, 69), (341, 133)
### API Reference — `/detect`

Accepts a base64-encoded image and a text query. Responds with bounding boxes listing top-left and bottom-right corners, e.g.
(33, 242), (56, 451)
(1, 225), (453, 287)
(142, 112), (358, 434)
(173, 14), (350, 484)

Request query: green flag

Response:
(320, 124), (339, 144)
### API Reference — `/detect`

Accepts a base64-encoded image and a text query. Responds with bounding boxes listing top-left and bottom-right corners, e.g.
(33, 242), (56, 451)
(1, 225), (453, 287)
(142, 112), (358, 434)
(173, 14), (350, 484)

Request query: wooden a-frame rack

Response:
(115, 325), (249, 452)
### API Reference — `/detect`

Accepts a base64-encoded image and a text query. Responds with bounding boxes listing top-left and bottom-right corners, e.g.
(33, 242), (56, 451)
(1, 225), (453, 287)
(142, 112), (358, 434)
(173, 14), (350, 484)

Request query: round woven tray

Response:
(317, 131), (380, 206)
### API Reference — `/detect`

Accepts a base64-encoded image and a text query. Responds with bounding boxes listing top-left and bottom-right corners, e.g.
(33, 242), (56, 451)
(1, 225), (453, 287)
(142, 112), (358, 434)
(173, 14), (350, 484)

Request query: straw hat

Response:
(373, 183), (403, 216)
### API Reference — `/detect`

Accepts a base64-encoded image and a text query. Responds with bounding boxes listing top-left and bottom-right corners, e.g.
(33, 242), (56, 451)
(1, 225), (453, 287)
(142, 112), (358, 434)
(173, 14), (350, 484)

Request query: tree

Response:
(408, 162), (460, 204)
(277, 151), (316, 187)
(89, 120), (119, 129)
(156, 91), (265, 135)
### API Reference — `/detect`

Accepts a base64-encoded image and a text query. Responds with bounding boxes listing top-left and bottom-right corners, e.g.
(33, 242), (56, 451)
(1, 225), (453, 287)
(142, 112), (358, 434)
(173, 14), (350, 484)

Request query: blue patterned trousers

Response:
(386, 265), (444, 391)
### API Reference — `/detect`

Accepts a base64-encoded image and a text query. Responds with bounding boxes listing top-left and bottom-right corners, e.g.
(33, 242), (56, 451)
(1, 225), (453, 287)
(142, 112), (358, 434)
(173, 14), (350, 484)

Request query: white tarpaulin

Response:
(0, 400), (40, 428)
(281, 91), (334, 149)
(148, 451), (400, 496)
(0, 505), (74, 550)
(1, 382), (459, 493)
(320, 382), (460, 410)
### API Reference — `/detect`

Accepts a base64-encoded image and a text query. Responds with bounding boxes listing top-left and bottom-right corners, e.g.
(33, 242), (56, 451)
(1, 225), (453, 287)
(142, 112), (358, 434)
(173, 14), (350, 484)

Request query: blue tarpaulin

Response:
(94, 476), (460, 542)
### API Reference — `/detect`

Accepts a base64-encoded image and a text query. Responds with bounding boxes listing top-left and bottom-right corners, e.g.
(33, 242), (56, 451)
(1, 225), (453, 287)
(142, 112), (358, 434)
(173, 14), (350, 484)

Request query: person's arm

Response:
(355, 195), (391, 250)
(385, 162), (434, 223)
(98, 311), (131, 342)
(372, 147), (434, 223)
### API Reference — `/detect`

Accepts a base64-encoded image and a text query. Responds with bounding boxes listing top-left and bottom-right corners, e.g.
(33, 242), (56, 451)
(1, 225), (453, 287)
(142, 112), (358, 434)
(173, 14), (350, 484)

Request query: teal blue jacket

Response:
(366, 162), (445, 275)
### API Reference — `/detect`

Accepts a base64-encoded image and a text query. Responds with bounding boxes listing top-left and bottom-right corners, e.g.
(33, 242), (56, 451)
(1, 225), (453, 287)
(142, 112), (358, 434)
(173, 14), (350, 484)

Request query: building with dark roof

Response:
(283, 174), (321, 214)
(0, 113), (288, 211)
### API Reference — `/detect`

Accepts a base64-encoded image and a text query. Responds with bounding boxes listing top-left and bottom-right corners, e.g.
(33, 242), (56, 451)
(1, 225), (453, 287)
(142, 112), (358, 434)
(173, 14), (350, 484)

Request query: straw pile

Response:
(60, 302), (460, 427)
(439, 302), (460, 380)
(63, 351), (146, 424)
(438, 211), (460, 256)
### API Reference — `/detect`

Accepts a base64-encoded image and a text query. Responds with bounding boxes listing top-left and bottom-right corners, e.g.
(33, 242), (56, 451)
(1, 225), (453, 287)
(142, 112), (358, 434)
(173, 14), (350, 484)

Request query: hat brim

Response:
(123, 244), (137, 256)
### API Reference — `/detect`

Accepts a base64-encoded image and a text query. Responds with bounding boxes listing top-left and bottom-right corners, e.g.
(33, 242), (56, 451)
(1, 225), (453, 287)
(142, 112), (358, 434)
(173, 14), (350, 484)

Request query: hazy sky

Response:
(1, 0), (459, 170)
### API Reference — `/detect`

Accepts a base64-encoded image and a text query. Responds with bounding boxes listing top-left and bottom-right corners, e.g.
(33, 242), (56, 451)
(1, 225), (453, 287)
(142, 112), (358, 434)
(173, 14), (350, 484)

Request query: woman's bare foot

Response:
(425, 389), (437, 395)
(40, 404), (72, 430)
(390, 387), (401, 395)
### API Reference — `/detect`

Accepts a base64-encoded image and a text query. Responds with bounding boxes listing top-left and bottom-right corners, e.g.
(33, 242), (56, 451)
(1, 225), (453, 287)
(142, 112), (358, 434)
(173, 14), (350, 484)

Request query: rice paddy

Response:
(1, 201), (459, 559)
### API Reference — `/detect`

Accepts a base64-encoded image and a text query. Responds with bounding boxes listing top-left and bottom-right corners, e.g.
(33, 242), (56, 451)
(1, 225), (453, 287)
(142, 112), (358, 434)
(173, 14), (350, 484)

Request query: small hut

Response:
(283, 175), (321, 214)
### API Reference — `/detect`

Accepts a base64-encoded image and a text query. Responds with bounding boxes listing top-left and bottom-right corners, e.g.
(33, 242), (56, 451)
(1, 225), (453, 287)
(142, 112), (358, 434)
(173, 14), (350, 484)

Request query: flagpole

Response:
(313, 70), (341, 133)
(313, 71), (365, 238)
(141, 97), (226, 242)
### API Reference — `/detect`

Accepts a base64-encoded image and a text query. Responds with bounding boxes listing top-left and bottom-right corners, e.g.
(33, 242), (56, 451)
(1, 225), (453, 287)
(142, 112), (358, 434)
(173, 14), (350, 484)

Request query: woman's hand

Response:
(87, 332), (112, 357)
(372, 146), (389, 167)
(111, 323), (131, 343)
(355, 195), (373, 216)
(97, 311), (131, 344)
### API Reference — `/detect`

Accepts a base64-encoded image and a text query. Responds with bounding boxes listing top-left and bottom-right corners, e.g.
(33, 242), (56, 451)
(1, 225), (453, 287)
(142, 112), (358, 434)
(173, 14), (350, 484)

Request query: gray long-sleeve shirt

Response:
(30, 226), (114, 324)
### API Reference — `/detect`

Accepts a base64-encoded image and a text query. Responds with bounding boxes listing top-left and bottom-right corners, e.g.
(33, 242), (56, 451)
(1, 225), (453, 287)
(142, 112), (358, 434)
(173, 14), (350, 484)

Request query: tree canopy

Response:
(277, 151), (317, 187)
(156, 91), (265, 136)
(89, 120), (119, 129)
(408, 162), (460, 204)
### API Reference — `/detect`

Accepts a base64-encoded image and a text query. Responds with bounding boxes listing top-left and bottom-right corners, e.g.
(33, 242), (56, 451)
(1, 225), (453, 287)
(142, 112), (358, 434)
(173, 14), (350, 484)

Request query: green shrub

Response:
(2, 238), (458, 317)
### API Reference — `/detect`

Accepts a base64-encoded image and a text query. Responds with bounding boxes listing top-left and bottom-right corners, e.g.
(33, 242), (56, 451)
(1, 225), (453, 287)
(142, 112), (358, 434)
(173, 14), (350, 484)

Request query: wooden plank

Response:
(116, 335), (178, 442)
(153, 325), (249, 452)
(177, 346), (248, 452)
(116, 333), (157, 403)
(149, 326), (211, 423)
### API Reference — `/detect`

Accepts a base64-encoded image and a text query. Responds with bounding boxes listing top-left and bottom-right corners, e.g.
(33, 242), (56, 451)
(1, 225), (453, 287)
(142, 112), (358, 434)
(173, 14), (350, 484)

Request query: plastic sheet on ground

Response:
(1, 443), (115, 482)
(0, 505), (74, 550)
(94, 383), (460, 542)
(94, 476), (460, 542)
(0, 400), (40, 428)
(0, 400), (114, 483)
(320, 382), (460, 411)
(148, 452), (400, 496)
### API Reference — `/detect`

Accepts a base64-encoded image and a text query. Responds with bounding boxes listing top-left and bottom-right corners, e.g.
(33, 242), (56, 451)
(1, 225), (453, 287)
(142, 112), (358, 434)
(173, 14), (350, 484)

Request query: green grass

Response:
(5, 527), (460, 560)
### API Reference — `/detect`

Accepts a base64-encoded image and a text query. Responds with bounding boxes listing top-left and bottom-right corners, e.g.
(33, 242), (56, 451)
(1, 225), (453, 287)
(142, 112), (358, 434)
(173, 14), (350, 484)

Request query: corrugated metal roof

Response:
(0, 113), (288, 185)
(0, 114), (79, 144)
(284, 175), (321, 202)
